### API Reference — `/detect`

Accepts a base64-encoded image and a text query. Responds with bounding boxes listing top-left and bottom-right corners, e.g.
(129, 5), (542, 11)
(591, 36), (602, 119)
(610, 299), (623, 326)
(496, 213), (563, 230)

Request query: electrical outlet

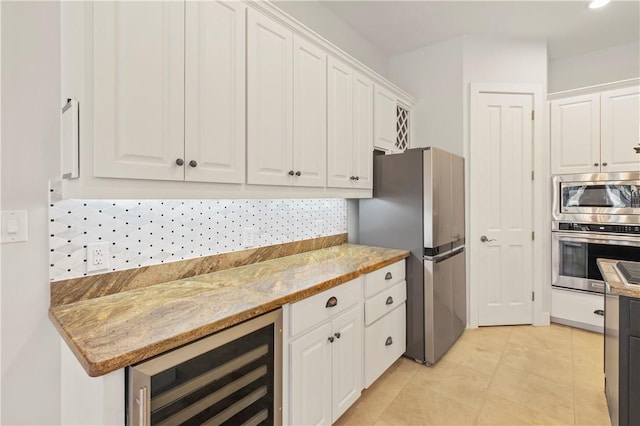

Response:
(243, 228), (256, 248)
(87, 242), (110, 272)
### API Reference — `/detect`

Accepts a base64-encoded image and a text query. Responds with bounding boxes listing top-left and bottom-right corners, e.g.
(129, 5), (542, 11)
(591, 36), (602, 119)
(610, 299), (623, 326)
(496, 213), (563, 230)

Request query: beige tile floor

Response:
(336, 324), (611, 425)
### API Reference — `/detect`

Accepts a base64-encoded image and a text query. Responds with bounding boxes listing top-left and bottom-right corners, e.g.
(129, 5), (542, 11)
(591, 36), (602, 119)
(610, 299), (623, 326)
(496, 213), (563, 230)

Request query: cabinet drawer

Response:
(364, 303), (406, 388)
(364, 281), (406, 326)
(364, 260), (405, 298)
(630, 299), (640, 336)
(551, 288), (604, 332)
(290, 277), (362, 337)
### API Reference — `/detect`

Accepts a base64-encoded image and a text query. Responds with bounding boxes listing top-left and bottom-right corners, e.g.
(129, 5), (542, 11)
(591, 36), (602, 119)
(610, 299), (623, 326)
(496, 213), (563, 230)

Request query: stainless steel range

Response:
(552, 172), (640, 295)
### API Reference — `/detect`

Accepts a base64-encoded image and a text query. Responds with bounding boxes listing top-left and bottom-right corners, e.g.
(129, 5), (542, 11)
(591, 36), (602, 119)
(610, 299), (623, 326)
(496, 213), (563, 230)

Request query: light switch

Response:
(1, 210), (28, 243)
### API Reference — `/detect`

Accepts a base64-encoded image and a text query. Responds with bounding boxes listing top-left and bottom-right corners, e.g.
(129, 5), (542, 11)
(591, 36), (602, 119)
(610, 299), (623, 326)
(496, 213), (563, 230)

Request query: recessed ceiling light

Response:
(589, 0), (611, 9)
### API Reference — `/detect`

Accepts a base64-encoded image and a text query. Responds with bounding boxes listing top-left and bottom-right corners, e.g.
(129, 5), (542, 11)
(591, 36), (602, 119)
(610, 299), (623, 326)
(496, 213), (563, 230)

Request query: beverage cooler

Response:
(127, 310), (282, 426)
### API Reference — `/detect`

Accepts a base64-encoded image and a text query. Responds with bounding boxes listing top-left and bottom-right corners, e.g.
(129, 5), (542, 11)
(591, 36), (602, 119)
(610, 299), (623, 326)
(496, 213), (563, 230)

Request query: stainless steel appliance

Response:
(552, 172), (640, 295)
(553, 172), (640, 223)
(552, 222), (640, 294)
(359, 147), (465, 365)
(127, 309), (282, 426)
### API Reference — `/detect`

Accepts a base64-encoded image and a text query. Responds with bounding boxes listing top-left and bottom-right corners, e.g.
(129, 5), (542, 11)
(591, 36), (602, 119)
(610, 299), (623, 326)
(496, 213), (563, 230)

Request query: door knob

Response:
(480, 235), (496, 243)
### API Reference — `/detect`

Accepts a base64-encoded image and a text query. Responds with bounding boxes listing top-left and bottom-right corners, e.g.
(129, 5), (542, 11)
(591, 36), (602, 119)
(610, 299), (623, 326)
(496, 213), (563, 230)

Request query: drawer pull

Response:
(594, 309), (605, 316)
(328, 336), (335, 343)
(334, 332), (341, 339)
(385, 272), (393, 280)
(385, 296), (394, 306)
(326, 297), (338, 308)
(385, 336), (393, 346)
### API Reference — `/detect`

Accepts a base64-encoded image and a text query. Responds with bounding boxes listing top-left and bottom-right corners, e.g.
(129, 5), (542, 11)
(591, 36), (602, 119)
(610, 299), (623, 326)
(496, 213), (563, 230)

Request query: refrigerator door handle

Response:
(430, 246), (465, 263)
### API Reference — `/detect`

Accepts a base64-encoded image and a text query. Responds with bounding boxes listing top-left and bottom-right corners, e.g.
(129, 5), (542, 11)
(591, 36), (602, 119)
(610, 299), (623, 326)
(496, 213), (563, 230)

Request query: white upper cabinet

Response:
(247, 12), (328, 188)
(600, 86), (640, 173)
(93, 2), (185, 181)
(246, 8), (294, 186)
(327, 59), (373, 189)
(293, 36), (327, 187)
(551, 86), (640, 175)
(92, 1), (246, 183)
(374, 85), (397, 152)
(353, 72), (374, 189)
(550, 94), (600, 175)
(185, 1), (246, 183)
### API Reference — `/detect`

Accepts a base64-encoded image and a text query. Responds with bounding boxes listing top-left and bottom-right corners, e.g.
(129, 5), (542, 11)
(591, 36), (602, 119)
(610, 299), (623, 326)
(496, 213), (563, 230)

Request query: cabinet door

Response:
(185, 1), (245, 183)
(550, 94), (600, 175)
(290, 322), (333, 426)
(247, 9), (293, 186)
(630, 336), (640, 426)
(327, 57), (354, 188)
(93, 2), (185, 180)
(353, 72), (374, 189)
(331, 304), (363, 423)
(293, 36), (327, 187)
(601, 86), (640, 173)
(374, 84), (397, 152)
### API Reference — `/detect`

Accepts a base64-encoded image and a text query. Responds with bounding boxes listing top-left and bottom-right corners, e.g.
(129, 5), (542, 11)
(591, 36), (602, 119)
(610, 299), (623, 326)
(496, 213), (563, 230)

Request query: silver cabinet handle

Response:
(328, 336), (335, 343)
(385, 336), (393, 346)
(175, 158), (184, 166)
(334, 332), (341, 339)
(326, 296), (338, 308)
(594, 309), (604, 316)
(295, 171), (301, 176)
(594, 163), (599, 167)
(189, 160), (198, 168)
(480, 235), (496, 243)
(385, 296), (394, 305)
(602, 162), (608, 167)
(288, 170), (295, 176)
(136, 386), (148, 426)
(385, 272), (393, 280)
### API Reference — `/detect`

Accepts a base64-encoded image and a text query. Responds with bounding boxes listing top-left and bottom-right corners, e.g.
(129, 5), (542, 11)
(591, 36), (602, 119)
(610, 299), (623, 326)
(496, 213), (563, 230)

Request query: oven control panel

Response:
(557, 222), (640, 234)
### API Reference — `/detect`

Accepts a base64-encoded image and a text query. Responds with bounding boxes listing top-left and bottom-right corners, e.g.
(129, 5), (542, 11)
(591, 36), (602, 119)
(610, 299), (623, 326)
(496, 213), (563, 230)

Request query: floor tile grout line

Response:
(473, 326), (514, 424)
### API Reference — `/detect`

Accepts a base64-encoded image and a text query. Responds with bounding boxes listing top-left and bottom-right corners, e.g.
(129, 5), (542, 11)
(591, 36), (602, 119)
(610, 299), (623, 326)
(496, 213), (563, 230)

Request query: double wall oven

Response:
(552, 172), (640, 294)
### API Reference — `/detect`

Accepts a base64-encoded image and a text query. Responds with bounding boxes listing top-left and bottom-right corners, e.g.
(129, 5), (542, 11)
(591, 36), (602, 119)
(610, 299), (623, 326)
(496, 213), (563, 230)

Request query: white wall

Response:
(548, 41), (640, 93)
(388, 37), (464, 155)
(1, 2), (62, 424)
(273, 1), (388, 77)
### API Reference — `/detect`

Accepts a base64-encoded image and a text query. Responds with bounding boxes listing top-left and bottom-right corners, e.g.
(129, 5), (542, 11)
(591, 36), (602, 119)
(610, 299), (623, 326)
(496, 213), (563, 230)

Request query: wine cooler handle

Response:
(136, 386), (148, 426)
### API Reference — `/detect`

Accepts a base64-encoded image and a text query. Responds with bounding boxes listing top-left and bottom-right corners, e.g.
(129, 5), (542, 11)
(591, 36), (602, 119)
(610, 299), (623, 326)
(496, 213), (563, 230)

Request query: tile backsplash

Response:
(49, 198), (347, 281)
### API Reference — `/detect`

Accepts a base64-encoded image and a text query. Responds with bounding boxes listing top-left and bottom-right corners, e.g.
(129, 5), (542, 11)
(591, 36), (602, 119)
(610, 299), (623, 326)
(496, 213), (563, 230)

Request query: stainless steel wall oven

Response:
(552, 172), (640, 295)
(552, 223), (640, 293)
(127, 309), (282, 426)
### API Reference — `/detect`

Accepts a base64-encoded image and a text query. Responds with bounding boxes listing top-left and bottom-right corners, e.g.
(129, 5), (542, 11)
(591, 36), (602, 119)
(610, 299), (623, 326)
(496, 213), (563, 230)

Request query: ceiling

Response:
(321, 1), (640, 60)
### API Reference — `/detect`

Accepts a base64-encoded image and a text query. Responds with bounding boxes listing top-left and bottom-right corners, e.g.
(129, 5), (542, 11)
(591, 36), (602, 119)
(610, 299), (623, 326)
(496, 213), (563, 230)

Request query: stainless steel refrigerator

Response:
(359, 147), (466, 365)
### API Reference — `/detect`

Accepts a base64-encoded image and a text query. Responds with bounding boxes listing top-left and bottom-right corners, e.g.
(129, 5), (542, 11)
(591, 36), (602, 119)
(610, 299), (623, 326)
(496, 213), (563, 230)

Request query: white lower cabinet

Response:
(551, 287), (604, 333)
(289, 278), (364, 425)
(362, 260), (407, 388)
(364, 302), (406, 388)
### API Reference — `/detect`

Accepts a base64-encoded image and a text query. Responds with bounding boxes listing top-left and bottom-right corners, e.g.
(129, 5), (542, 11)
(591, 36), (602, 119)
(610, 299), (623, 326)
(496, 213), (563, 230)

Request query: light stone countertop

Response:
(49, 243), (409, 377)
(597, 258), (640, 299)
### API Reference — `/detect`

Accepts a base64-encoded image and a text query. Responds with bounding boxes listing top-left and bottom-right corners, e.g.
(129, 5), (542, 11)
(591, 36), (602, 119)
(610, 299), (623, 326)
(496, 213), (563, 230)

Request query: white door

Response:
(327, 57), (354, 189)
(185, 1), (245, 183)
(93, 2), (185, 180)
(373, 85), (397, 152)
(601, 86), (640, 173)
(293, 36), (327, 188)
(352, 72), (374, 189)
(246, 9), (293, 186)
(290, 322), (333, 426)
(472, 92), (534, 326)
(331, 305), (363, 422)
(550, 93), (601, 175)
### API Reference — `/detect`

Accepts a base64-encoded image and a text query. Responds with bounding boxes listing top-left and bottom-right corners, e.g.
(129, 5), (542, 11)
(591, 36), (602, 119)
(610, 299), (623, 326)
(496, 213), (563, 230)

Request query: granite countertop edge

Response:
(49, 244), (409, 377)
(597, 258), (640, 299)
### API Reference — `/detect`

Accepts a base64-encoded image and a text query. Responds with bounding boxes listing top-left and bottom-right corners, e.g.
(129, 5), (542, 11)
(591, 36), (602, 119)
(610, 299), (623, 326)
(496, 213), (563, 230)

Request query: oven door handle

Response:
(553, 232), (640, 247)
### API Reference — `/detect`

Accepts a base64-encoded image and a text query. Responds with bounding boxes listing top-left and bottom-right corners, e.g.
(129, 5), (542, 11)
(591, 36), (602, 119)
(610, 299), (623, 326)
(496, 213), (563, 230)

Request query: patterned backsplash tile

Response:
(49, 198), (347, 281)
